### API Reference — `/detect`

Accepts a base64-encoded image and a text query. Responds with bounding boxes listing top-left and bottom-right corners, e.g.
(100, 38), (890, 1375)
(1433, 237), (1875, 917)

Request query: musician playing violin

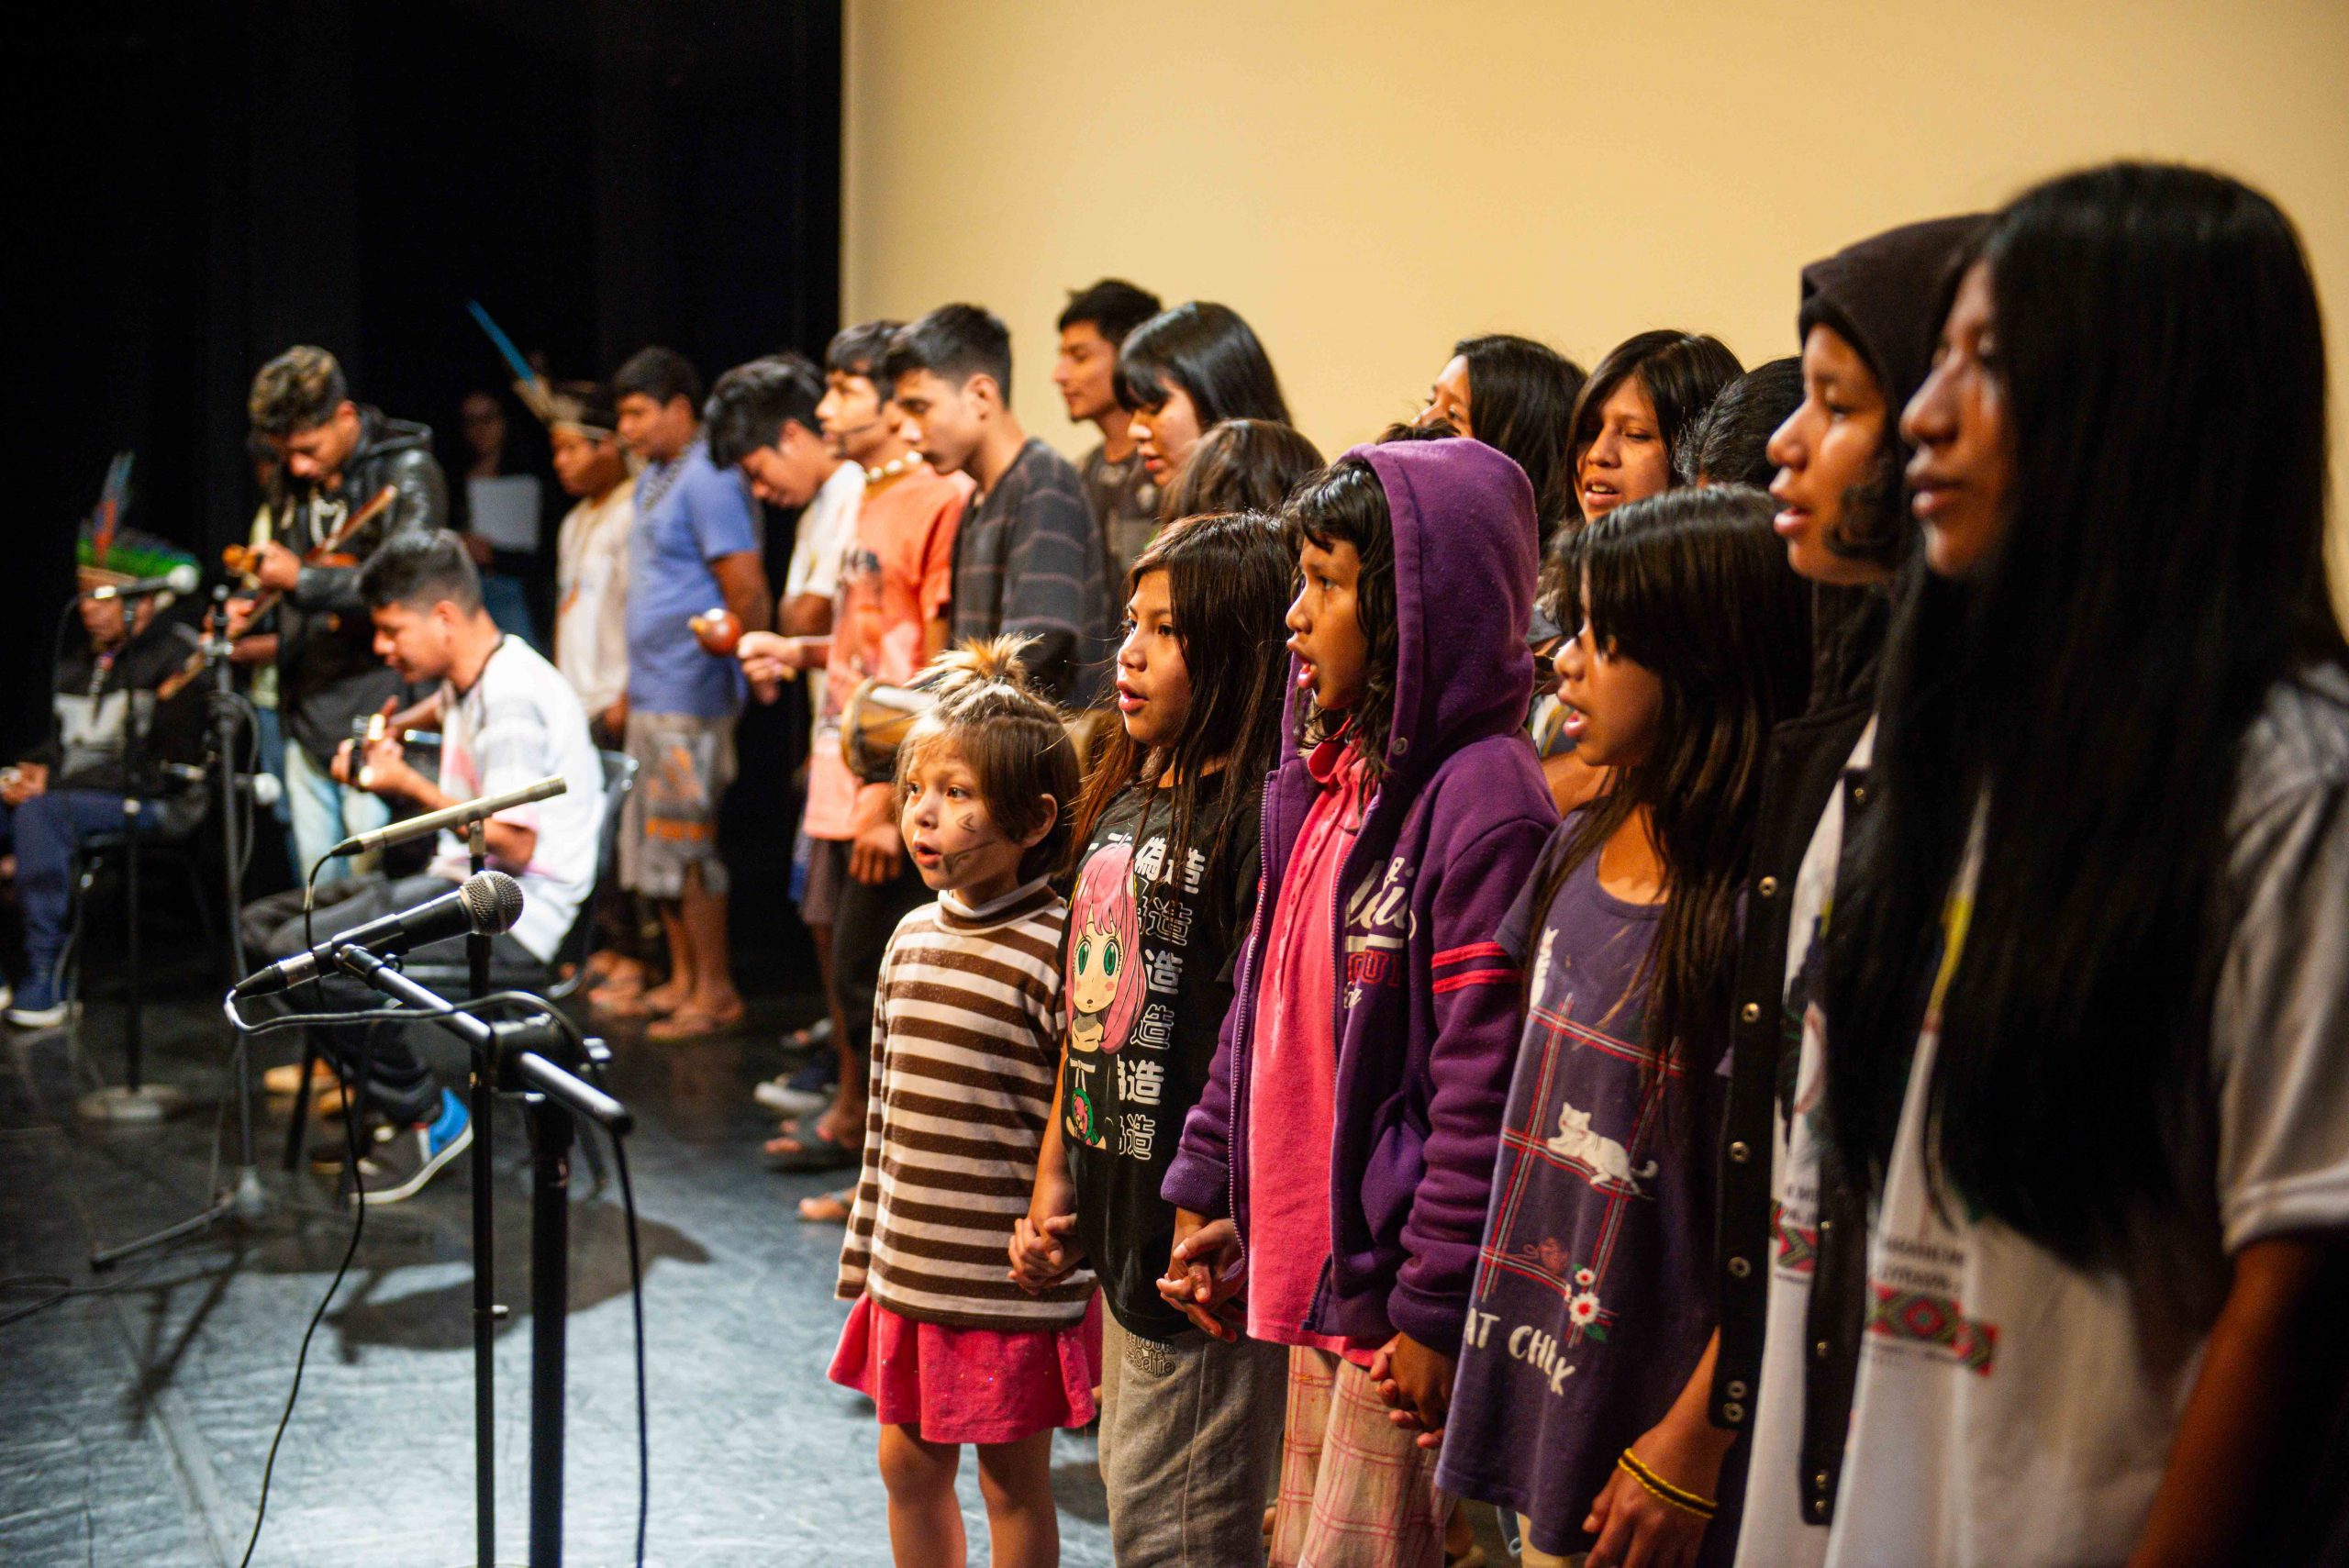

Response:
(238, 346), (447, 880)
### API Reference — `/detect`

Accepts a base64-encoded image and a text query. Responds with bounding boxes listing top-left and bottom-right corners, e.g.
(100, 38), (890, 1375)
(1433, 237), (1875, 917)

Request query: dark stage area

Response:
(0, 966), (1117, 1565)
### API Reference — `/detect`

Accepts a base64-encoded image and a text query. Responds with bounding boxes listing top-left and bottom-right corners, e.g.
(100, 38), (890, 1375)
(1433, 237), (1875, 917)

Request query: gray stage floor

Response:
(0, 981), (1117, 1567)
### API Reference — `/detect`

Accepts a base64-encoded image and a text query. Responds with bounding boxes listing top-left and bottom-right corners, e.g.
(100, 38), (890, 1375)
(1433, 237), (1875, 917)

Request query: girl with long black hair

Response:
(1779, 162), (2349, 1568)
(1434, 485), (1812, 1568)
(1011, 511), (1297, 1562)
(1113, 301), (1291, 495)
(1417, 332), (1588, 554)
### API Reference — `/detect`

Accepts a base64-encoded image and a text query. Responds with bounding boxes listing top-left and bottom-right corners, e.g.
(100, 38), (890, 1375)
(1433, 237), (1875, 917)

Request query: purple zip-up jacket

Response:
(1160, 437), (1559, 1351)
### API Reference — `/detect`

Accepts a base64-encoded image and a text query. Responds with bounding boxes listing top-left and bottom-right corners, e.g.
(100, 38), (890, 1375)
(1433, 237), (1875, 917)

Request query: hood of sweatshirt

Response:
(1345, 436), (1538, 781)
(1798, 214), (1987, 416)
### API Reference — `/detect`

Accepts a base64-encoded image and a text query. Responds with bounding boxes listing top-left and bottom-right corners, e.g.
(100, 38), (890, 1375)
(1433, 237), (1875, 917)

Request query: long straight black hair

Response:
(1537, 484), (1813, 1090)
(1821, 161), (2343, 1265)
(1066, 511), (1296, 894)
(1113, 302), (1292, 428)
(1453, 333), (1587, 554)
(1542, 329), (1743, 623)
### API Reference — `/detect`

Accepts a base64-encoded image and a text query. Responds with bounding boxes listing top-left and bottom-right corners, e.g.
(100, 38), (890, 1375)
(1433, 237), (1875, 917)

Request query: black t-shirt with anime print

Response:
(1061, 776), (1259, 1340)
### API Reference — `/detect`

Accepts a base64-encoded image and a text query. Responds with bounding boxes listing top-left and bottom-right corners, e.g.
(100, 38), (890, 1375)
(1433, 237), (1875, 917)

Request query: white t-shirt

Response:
(1744, 670), (2349, 1568)
(554, 484), (634, 716)
(428, 637), (607, 962)
(784, 460), (863, 602)
(1736, 721), (1869, 1568)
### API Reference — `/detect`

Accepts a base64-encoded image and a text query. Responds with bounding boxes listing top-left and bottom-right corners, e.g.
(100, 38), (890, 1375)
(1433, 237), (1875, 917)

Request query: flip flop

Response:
(796, 1186), (854, 1223)
(763, 1125), (861, 1173)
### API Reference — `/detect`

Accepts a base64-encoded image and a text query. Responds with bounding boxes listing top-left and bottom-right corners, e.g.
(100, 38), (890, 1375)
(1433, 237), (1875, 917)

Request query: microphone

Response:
(328, 775), (568, 857)
(85, 563), (201, 602)
(160, 762), (284, 807)
(230, 870), (525, 998)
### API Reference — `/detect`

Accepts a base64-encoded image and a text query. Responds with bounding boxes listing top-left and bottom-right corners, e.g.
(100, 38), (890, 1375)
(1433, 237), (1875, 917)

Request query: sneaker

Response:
(753, 1051), (838, 1115)
(351, 1090), (472, 1206)
(6, 973), (69, 1029)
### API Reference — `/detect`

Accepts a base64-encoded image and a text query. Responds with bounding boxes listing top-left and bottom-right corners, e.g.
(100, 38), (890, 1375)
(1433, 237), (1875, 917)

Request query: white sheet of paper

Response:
(467, 473), (542, 552)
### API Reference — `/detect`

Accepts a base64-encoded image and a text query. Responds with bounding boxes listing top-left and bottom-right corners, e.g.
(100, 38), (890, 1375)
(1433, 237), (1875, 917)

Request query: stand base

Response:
(75, 1084), (189, 1124)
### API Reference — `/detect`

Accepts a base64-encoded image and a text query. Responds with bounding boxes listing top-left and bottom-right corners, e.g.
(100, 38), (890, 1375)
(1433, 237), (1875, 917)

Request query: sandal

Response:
(763, 1125), (862, 1173)
(796, 1186), (855, 1223)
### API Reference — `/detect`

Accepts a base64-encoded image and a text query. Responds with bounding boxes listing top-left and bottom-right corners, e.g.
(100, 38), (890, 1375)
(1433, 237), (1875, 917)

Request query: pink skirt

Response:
(829, 1293), (1102, 1445)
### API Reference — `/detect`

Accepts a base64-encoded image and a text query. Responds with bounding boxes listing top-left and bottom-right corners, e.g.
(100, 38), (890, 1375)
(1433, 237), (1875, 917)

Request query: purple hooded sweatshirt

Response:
(1160, 437), (1560, 1351)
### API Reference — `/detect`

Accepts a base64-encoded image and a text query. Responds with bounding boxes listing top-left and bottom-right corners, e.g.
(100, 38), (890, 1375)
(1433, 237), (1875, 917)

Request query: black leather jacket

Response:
(273, 406), (447, 765)
(1709, 584), (1887, 1524)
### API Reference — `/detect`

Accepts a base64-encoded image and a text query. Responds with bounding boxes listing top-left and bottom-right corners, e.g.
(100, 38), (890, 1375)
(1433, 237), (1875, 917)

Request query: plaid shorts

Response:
(1269, 1347), (1448, 1568)
(618, 709), (737, 898)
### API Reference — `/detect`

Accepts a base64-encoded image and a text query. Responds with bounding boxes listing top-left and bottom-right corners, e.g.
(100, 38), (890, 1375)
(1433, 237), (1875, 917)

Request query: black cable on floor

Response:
(607, 1126), (650, 1568)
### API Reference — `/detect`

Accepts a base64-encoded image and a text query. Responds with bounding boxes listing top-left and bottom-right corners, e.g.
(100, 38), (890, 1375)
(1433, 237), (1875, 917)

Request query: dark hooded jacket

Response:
(1161, 437), (1559, 1350)
(272, 406), (447, 765)
(1708, 217), (1984, 1515)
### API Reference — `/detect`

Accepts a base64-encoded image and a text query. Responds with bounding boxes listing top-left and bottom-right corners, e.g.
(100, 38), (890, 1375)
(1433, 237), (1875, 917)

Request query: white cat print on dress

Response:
(1546, 1101), (1657, 1194)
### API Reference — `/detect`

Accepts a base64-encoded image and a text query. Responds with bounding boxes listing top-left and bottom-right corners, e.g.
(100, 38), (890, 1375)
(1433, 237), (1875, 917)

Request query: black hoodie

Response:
(1709, 216), (1985, 1473)
(272, 405), (448, 765)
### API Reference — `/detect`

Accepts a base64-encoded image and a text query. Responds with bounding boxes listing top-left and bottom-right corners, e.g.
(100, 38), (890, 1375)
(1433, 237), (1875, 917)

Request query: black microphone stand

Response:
(464, 815), (499, 1568)
(75, 684), (187, 1123)
(337, 949), (631, 1568)
(94, 592), (345, 1266)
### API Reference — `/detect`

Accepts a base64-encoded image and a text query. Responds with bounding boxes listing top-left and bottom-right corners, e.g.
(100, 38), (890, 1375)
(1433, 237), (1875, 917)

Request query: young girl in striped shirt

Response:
(829, 639), (1096, 1568)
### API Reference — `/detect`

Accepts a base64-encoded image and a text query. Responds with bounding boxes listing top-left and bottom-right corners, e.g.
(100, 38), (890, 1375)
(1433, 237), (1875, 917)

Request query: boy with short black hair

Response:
(883, 305), (1113, 708)
(1052, 278), (1163, 582)
(609, 345), (772, 1040)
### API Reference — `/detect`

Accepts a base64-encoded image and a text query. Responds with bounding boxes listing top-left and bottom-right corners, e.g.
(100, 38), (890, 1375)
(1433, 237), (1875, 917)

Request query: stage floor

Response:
(0, 977), (1119, 1567)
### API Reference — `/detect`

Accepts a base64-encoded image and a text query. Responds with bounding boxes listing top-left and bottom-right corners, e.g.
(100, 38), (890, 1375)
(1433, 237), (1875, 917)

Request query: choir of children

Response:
(803, 160), (2345, 1568)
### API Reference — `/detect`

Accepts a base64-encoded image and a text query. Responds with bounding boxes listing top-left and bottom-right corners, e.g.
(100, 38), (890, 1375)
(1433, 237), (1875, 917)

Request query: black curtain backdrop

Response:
(11, 0), (840, 981)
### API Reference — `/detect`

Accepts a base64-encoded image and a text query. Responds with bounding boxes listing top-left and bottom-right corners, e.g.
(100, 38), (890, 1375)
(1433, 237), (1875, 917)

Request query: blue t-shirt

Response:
(624, 439), (760, 717)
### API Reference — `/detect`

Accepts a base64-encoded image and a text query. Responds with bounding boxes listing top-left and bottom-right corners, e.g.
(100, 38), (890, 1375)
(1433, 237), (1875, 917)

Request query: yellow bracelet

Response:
(1617, 1449), (1718, 1520)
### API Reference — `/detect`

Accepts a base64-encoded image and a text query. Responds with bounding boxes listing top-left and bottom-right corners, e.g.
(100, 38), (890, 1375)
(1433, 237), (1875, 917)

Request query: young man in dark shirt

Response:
(1052, 279), (1163, 585)
(883, 305), (1114, 708)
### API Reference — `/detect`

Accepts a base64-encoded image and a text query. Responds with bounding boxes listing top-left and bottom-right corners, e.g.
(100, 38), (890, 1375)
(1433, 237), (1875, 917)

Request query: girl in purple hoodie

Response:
(1158, 435), (1557, 1566)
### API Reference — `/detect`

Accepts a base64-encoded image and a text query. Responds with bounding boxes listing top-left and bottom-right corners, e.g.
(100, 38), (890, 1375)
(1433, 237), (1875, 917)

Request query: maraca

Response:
(689, 606), (743, 657)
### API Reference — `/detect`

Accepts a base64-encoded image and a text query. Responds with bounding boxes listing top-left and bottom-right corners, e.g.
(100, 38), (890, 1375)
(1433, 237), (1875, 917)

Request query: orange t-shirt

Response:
(801, 462), (970, 840)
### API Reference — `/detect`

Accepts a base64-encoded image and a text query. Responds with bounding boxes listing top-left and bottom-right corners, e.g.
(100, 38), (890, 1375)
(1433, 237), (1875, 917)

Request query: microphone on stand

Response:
(84, 563), (202, 602)
(328, 775), (568, 857)
(230, 870), (525, 998)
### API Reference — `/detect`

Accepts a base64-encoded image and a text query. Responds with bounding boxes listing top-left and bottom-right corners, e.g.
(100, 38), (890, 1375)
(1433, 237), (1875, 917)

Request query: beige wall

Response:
(843, 0), (2349, 586)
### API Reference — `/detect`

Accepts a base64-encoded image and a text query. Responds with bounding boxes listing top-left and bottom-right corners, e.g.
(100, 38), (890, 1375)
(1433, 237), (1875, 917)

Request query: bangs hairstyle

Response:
(1282, 460), (1401, 782)
(826, 319), (904, 383)
(1821, 161), (2345, 1266)
(1068, 511), (1297, 889)
(1113, 302), (1292, 428)
(1541, 329), (1741, 625)
(1541, 485), (1813, 1093)
(703, 352), (826, 469)
(1157, 418), (1325, 528)
(897, 638), (1082, 882)
(1454, 333), (1588, 553)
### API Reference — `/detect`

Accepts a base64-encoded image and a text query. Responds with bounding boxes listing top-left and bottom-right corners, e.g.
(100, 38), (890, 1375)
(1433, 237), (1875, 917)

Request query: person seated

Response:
(238, 530), (604, 1205)
(5, 528), (206, 1028)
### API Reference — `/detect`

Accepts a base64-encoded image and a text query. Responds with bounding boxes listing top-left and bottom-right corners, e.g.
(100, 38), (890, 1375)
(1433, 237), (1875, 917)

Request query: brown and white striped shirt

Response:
(838, 877), (1095, 1329)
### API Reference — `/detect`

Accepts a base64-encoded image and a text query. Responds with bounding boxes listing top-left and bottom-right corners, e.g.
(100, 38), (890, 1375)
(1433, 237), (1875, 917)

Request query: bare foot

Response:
(636, 979), (691, 1015)
(646, 995), (745, 1041)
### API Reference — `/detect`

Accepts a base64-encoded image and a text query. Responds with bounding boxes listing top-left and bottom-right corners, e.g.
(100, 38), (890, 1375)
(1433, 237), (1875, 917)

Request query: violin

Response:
(155, 484), (400, 701)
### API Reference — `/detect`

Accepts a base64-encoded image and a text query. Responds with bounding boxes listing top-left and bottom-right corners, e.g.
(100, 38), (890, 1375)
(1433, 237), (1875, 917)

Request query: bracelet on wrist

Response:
(1616, 1448), (1717, 1520)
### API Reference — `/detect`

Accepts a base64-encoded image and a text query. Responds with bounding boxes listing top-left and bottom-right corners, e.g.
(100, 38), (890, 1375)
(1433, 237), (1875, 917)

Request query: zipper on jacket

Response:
(1223, 782), (1279, 1263)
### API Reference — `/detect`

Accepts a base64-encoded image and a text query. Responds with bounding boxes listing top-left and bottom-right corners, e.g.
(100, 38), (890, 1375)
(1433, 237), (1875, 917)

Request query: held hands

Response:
(1370, 1332), (1456, 1451)
(1008, 1164), (1085, 1297)
(1580, 1414), (1733, 1568)
(1157, 1207), (1247, 1340)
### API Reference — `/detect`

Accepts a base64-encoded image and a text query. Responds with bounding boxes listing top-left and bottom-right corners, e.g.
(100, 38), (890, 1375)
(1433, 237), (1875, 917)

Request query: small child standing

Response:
(830, 640), (1094, 1568)
(1434, 488), (1812, 1568)
(1159, 438), (1558, 1568)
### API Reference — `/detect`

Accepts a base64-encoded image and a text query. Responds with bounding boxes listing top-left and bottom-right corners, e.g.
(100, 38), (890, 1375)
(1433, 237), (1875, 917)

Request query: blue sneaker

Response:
(6, 971), (68, 1029)
(354, 1089), (472, 1206)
